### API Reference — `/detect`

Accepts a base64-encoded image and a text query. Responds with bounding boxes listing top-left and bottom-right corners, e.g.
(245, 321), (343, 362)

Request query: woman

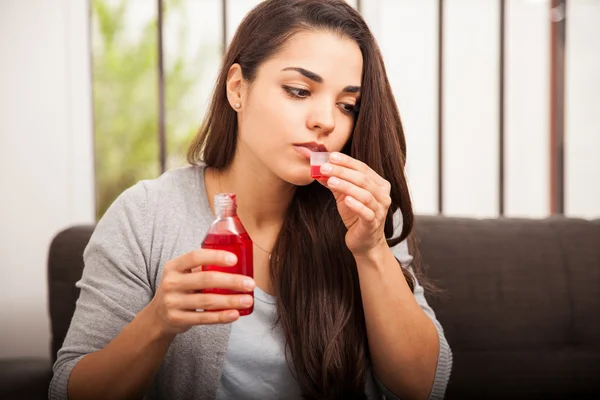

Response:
(50, 0), (451, 399)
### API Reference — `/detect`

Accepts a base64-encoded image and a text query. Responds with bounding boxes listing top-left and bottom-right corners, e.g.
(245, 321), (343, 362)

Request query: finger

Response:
(173, 309), (240, 325)
(328, 152), (388, 187)
(176, 292), (254, 311)
(327, 176), (380, 214)
(172, 248), (238, 272)
(344, 196), (377, 222)
(324, 158), (392, 207)
(320, 163), (381, 199)
(179, 271), (256, 292)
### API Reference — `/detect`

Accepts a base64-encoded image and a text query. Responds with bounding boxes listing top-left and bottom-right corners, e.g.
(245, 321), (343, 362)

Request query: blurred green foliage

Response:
(91, 0), (202, 220)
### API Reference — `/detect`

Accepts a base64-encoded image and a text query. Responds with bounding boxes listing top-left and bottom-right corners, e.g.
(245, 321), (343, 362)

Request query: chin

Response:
(290, 176), (316, 187)
(283, 172), (315, 187)
(278, 164), (314, 186)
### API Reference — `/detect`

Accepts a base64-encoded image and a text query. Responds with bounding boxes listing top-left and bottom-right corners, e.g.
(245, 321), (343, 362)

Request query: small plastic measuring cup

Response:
(310, 152), (330, 179)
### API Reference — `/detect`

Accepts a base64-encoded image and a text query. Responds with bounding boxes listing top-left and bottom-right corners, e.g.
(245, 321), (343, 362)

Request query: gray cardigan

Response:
(49, 165), (452, 399)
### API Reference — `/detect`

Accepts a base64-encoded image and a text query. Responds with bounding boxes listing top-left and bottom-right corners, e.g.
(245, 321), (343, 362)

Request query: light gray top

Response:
(215, 288), (396, 400)
(215, 287), (302, 399)
(49, 164), (452, 400)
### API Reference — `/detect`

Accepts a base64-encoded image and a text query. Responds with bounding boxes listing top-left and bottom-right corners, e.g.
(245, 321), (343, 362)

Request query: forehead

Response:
(260, 30), (363, 86)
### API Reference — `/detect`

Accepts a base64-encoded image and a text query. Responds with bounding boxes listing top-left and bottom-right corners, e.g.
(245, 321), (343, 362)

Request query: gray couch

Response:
(1, 216), (599, 399)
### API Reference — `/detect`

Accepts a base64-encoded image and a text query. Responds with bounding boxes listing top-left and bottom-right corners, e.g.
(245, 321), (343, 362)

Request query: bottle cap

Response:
(215, 193), (236, 215)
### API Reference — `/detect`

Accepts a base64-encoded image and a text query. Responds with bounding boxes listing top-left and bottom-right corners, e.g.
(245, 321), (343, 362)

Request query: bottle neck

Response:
(214, 193), (237, 219)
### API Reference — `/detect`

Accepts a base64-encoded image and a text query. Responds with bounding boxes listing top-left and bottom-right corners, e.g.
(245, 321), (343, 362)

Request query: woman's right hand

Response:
(149, 248), (255, 336)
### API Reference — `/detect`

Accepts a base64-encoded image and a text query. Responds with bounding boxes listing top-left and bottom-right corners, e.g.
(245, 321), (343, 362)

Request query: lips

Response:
(294, 142), (328, 152)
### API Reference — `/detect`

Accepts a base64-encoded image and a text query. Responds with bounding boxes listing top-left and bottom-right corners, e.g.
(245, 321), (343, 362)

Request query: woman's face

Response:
(231, 30), (363, 186)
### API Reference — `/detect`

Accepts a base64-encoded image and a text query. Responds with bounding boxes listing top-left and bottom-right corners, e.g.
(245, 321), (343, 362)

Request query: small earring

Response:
(234, 103), (241, 109)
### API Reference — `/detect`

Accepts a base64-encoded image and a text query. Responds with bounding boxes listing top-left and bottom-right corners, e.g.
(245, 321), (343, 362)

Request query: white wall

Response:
(505, 0), (550, 218)
(565, 0), (600, 219)
(360, 0), (599, 219)
(369, 0), (440, 215)
(442, 0), (500, 217)
(0, 0), (95, 358)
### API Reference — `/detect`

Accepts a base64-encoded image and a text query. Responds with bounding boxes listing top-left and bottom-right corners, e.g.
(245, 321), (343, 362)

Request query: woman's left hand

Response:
(317, 152), (391, 258)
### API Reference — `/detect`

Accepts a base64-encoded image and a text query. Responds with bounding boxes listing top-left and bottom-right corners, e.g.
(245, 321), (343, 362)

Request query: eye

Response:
(338, 102), (359, 115)
(282, 85), (311, 98)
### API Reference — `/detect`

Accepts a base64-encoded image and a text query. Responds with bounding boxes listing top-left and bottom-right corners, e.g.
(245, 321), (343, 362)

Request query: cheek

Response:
(236, 112), (281, 164)
(243, 89), (300, 145)
(334, 119), (355, 148)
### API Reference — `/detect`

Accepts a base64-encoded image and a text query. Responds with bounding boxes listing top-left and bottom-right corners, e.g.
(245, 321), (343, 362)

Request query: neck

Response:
(216, 150), (295, 233)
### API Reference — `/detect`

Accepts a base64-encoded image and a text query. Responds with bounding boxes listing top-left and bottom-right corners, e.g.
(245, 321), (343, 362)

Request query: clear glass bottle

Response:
(201, 193), (254, 316)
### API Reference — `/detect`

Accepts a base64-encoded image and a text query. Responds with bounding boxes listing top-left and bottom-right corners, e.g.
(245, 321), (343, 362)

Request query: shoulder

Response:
(111, 164), (206, 215)
(141, 164), (205, 204)
(90, 164), (210, 269)
(98, 164), (208, 233)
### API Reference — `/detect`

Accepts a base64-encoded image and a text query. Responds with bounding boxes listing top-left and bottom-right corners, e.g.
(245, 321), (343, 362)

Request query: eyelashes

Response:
(281, 85), (359, 115)
(282, 85), (311, 98)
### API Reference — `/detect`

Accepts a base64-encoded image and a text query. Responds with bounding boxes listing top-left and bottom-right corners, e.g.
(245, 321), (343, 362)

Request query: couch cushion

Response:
(0, 358), (52, 400)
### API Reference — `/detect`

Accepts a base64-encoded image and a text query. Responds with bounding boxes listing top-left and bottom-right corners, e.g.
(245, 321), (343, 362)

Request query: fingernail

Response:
(328, 177), (340, 186)
(225, 254), (237, 265)
(240, 296), (253, 306)
(243, 279), (256, 290)
(330, 153), (341, 161)
(320, 163), (332, 173)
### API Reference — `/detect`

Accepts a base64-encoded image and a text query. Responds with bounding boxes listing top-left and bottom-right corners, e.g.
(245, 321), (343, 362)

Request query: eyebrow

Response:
(282, 66), (361, 94)
(342, 85), (360, 93)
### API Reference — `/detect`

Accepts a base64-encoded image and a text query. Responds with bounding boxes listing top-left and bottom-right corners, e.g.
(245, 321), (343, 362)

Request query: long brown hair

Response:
(188, 1), (419, 398)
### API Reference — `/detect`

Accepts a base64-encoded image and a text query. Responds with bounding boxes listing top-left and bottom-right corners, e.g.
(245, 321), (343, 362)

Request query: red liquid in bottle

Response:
(201, 194), (254, 316)
(311, 165), (324, 179)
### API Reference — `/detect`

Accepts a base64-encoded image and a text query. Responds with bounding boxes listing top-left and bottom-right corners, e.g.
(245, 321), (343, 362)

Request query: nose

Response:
(307, 98), (335, 136)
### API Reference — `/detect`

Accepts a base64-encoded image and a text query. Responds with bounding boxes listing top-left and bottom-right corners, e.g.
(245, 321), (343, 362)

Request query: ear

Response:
(226, 63), (246, 111)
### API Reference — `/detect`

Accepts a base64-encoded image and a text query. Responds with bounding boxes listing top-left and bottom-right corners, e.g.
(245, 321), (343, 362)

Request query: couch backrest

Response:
(48, 225), (95, 364)
(415, 216), (600, 399)
(48, 217), (600, 398)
